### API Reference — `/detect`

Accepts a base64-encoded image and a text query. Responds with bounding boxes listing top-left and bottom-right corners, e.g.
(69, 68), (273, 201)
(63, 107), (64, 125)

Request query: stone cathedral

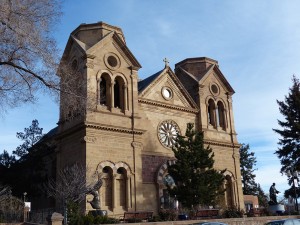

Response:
(56, 22), (244, 216)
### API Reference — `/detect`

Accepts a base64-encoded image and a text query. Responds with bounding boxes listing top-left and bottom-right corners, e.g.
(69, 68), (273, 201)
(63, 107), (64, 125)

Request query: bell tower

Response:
(175, 57), (243, 209)
(58, 22), (141, 130)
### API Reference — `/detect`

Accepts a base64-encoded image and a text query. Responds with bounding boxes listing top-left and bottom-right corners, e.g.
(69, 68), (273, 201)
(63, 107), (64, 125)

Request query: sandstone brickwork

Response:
(56, 22), (244, 216)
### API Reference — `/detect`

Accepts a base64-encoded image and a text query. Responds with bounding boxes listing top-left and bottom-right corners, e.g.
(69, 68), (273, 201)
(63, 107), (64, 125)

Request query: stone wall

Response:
(114, 215), (300, 225)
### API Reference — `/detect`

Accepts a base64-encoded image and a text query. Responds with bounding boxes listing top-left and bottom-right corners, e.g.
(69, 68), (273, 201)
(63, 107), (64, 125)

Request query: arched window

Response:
(113, 76), (126, 110)
(217, 101), (226, 130)
(116, 167), (127, 208)
(101, 166), (113, 209)
(100, 79), (107, 105)
(99, 73), (110, 106)
(207, 99), (216, 128)
(114, 80), (121, 108)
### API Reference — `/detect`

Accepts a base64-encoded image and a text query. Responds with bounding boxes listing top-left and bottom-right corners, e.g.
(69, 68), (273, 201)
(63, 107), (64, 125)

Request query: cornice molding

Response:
(86, 123), (144, 135)
(204, 139), (241, 148)
(138, 98), (199, 113)
(112, 33), (141, 69)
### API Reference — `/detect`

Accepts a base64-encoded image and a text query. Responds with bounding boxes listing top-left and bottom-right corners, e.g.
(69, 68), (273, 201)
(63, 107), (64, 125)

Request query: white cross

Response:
(163, 57), (169, 67)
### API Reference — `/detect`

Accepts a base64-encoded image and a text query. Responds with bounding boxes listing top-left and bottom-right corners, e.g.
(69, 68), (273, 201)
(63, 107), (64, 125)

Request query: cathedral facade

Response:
(56, 22), (244, 216)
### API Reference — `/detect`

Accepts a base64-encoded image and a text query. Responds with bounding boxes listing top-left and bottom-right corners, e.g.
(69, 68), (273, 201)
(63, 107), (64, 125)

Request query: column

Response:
(97, 78), (100, 105)
(110, 81), (114, 110)
(126, 175), (131, 209)
(123, 84), (128, 111)
(112, 174), (117, 210)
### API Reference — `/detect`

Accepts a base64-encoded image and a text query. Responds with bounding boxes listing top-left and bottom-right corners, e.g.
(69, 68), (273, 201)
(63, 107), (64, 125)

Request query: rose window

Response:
(157, 120), (180, 148)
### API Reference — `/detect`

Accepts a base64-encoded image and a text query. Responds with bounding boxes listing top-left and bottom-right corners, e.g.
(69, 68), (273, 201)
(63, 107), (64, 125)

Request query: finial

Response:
(163, 57), (169, 68)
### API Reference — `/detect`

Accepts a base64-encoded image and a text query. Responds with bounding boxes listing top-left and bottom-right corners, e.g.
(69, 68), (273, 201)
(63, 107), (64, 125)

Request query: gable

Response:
(199, 65), (235, 94)
(86, 32), (141, 69)
(138, 67), (198, 111)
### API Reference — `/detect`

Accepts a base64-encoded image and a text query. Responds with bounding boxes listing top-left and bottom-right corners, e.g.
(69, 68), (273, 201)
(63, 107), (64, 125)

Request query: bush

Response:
(158, 209), (178, 221)
(222, 207), (245, 218)
(66, 202), (118, 225)
(68, 214), (118, 225)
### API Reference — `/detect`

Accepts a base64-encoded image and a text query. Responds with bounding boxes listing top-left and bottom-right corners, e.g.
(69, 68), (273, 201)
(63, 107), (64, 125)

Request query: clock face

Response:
(158, 120), (180, 148)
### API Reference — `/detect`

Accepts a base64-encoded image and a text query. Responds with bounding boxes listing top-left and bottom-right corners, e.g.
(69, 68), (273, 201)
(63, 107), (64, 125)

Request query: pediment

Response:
(199, 65), (235, 94)
(138, 67), (198, 111)
(86, 32), (141, 69)
(60, 35), (87, 62)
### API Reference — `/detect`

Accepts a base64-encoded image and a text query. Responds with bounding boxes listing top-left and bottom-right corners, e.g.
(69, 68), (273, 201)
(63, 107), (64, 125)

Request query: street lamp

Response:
(23, 192), (27, 222)
(23, 192), (27, 203)
(286, 168), (299, 212)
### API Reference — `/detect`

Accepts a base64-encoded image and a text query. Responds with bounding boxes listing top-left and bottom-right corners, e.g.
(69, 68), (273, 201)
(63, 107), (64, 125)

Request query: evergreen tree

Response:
(13, 119), (44, 158)
(273, 76), (300, 173)
(167, 123), (225, 209)
(257, 184), (269, 208)
(0, 150), (16, 168)
(0, 120), (51, 198)
(239, 144), (258, 195)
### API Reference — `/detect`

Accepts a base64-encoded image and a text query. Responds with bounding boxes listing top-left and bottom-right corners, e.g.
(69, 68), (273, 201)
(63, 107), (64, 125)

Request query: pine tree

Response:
(167, 123), (225, 209)
(0, 150), (16, 168)
(257, 184), (269, 208)
(13, 119), (44, 158)
(273, 76), (300, 173)
(239, 144), (258, 195)
(1, 119), (48, 197)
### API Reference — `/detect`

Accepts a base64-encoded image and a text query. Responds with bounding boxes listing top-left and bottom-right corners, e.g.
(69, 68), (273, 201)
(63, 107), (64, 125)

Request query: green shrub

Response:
(93, 215), (119, 224)
(222, 207), (245, 218)
(66, 202), (118, 225)
(158, 209), (178, 221)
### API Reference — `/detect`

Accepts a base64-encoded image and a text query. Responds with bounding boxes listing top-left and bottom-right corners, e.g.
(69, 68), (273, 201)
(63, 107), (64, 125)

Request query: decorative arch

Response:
(96, 160), (116, 175)
(95, 160), (132, 211)
(157, 160), (176, 186)
(96, 69), (113, 80)
(223, 170), (235, 208)
(156, 160), (176, 209)
(115, 161), (133, 175)
(112, 72), (128, 83)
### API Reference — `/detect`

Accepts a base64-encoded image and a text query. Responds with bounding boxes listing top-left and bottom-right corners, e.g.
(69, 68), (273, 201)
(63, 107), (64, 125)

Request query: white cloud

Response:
(255, 164), (289, 194)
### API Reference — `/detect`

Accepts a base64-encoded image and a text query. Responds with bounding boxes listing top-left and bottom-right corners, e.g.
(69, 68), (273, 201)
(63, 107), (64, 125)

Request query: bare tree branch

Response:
(45, 164), (100, 207)
(0, 0), (62, 112)
(0, 184), (11, 204)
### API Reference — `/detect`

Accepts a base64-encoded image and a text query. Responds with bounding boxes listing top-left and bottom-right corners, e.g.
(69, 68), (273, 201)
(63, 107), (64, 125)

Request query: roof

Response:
(138, 69), (164, 93)
(35, 126), (58, 145)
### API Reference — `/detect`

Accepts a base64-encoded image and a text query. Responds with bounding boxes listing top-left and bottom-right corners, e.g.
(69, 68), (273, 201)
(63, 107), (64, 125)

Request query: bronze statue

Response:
(87, 179), (103, 209)
(269, 182), (280, 205)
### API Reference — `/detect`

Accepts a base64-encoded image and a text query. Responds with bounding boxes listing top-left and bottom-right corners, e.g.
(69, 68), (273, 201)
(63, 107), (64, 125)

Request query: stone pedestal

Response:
(47, 212), (64, 225)
(268, 204), (285, 215)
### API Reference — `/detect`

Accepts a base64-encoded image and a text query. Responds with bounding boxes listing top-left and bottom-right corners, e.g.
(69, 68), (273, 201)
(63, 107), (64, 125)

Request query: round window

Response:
(162, 87), (173, 100)
(210, 83), (220, 95)
(107, 55), (118, 68)
(104, 53), (120, 70)
(157, 120), (180, 148)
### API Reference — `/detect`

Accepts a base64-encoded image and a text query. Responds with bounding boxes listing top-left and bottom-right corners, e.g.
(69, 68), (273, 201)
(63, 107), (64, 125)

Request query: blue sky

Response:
(1, 0), (300, 195)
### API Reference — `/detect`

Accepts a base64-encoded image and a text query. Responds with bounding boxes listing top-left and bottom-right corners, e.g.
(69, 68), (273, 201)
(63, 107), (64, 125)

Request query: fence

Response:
(25, 208), (56, 224)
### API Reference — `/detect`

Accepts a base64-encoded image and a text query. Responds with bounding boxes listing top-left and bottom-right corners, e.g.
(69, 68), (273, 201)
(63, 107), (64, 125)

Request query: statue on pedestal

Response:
(269, 182), (280, 205)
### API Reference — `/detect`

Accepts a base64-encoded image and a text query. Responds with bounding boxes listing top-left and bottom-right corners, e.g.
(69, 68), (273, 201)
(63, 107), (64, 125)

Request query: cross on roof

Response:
(163, 57), (169, 67)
